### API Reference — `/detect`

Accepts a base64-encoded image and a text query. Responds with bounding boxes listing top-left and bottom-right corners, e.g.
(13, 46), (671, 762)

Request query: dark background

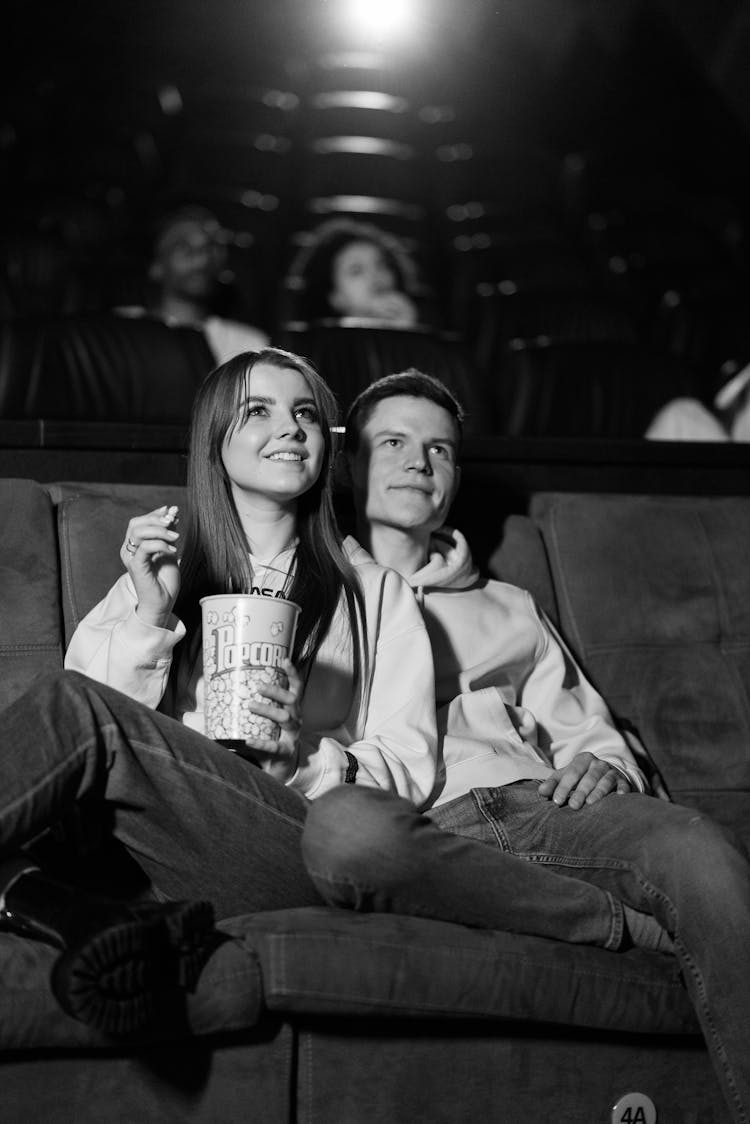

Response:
(4, 0), (750, 426)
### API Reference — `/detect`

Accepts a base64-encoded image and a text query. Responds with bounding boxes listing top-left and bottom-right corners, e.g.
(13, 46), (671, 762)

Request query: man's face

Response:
(349, 395), (461, 537)
(156, 220), (226, 300)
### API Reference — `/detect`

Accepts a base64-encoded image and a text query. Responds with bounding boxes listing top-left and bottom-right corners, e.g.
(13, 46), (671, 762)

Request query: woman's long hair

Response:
(174, 347), (366, 686)
(287, 218), (418, 322)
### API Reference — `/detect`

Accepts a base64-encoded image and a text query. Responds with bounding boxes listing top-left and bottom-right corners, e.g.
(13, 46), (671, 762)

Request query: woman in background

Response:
(288, 217), (421, 327)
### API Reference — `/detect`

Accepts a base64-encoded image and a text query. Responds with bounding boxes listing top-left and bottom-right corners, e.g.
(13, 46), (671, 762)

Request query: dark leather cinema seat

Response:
(492, 338), (699, 439)
(0, 312), (215, 423)
(275, 320), (497, 436)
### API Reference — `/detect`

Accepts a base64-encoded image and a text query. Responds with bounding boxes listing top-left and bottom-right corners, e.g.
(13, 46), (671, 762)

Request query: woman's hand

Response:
(237, 659), (303, 783)
(369, 290), (417, 327)
(120, 505), (181, 627)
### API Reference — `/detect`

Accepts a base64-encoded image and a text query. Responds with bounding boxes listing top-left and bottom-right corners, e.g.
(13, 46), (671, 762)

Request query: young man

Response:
(301, 369), (750, 1124)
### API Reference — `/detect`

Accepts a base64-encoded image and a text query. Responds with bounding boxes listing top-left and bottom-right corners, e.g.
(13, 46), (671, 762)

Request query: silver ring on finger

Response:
(125, 537), (138, 555)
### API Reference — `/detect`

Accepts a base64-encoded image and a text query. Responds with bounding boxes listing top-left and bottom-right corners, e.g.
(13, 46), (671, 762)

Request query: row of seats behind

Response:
(0, 312), (702, 441)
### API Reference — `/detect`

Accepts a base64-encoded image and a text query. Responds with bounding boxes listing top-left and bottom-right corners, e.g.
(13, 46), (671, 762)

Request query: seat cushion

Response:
(3, 906), (697, 1050)
(0, 922), (263, 1049)
(226, 908), (699, 1035)
(0, 933), (105, 1049)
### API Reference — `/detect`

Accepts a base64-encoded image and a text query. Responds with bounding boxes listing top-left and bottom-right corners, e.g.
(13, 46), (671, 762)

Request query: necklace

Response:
(250, 543), (297, 595)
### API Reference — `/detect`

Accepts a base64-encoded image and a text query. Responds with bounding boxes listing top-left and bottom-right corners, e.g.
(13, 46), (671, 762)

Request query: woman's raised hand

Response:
(120, 505), (181, 626)
(369, 290), (417, 326)
(236, 658), (304, 782)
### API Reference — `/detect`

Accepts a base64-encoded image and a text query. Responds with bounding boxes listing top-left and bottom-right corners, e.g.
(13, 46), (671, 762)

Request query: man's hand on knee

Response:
(537, 752), (632, 809)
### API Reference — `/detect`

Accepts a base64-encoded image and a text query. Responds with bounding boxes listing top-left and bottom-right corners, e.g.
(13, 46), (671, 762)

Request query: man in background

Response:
(118, 205), (268, 365)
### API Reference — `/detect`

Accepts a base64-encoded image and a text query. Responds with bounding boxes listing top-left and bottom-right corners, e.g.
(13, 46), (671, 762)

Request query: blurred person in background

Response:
(287, 218), (421, 328)
(118, 205), (269, 364)
(645, 359), (750, 442)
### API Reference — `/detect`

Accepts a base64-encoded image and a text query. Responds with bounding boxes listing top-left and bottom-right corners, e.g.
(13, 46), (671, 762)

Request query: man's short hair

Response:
(343, 370), (465, 456)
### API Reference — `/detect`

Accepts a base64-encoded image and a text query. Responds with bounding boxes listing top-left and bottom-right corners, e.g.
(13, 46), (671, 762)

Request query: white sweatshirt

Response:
(65, 538), (438, 806)
(408, 528), (648, 807)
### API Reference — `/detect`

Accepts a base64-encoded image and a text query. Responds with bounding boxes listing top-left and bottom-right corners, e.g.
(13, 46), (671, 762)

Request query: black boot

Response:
(0, 862), (217, 1035)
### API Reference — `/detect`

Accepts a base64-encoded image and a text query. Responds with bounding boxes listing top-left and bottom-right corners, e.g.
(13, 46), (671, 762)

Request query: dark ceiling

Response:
(4, 0), (750, 331)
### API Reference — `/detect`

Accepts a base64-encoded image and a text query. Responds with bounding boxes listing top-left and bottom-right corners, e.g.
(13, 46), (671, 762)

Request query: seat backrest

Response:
(492, 340), (698, 438)
(493, 492), (750, 845)
(274, 322), (496, 435)
(52, 482), (188, 646)
(0, 318), (45, 416)
(15, 313), (213, 422)
(0, 479), (64, 711)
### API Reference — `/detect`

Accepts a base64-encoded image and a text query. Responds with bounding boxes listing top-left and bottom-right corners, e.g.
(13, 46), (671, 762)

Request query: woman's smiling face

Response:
(221, 362), (325, 507)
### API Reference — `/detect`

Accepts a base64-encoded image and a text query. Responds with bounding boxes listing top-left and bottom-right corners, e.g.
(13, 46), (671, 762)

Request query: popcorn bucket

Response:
(200, 593), (300, 745)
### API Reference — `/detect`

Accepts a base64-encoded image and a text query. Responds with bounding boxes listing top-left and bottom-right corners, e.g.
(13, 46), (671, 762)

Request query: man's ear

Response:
(149, 259), (164, 283)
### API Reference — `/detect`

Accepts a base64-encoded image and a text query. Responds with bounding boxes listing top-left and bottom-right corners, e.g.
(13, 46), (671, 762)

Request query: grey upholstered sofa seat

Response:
(0, 477), (745, 1122)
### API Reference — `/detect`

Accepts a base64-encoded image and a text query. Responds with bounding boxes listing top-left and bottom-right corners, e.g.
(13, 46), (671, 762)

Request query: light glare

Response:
(343, 0), (418, 39)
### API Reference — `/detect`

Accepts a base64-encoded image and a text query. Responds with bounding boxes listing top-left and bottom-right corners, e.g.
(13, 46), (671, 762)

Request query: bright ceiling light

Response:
(342, 0), (419, 40)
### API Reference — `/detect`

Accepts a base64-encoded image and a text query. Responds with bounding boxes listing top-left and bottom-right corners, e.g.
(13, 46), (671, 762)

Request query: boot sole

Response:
(51, 900), (216, 1035)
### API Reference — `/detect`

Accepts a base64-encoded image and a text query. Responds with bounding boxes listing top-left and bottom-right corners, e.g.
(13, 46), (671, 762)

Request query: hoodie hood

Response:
(409, 527), (479, 592)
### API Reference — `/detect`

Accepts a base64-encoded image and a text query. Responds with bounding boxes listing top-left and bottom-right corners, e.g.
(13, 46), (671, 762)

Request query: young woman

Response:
(288, 217), (420, 326)
(0, 347), (437, 1034)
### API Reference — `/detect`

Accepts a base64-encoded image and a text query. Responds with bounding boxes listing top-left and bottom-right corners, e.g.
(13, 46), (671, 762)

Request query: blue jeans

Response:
(0, 670), (322, 917)
(302, 782), (750, 1124)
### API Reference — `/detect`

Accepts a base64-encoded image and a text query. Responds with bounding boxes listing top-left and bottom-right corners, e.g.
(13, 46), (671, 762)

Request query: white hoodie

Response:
(408, 528), (648, 807)
(65, 538), (437, 806)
